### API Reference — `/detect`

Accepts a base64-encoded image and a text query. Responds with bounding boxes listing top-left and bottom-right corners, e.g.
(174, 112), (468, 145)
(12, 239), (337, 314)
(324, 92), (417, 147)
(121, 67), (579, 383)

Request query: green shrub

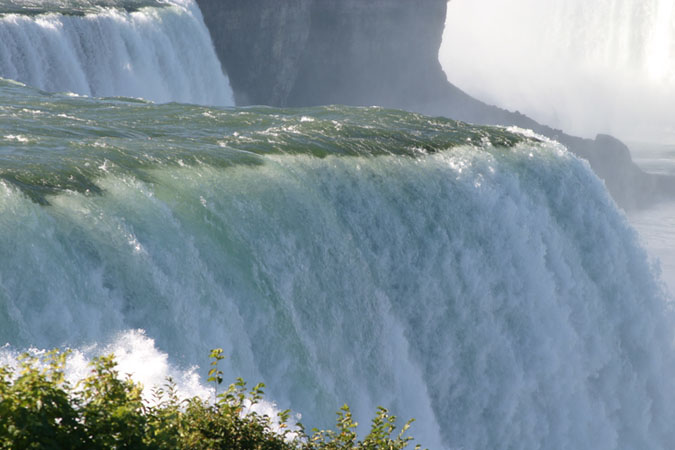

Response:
(0, 348), (423, 450)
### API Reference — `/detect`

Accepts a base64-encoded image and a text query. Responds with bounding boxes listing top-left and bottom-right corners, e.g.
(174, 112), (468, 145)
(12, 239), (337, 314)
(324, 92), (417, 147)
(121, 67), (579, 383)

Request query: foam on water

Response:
(0, 0), (233, 105)
(0, 329), (210, 401)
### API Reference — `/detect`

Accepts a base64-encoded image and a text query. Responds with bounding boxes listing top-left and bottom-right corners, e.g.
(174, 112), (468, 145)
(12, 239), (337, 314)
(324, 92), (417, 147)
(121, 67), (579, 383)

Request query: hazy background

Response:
(439, 0), (675, 146)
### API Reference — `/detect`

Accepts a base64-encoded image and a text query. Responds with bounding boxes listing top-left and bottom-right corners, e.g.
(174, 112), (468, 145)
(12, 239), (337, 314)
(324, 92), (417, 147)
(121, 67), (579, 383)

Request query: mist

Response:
(439, 0), (675, 146)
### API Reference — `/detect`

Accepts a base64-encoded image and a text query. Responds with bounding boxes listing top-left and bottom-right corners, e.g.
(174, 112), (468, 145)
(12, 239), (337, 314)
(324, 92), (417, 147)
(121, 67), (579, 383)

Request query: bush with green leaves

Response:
(0, 348), (423, 450)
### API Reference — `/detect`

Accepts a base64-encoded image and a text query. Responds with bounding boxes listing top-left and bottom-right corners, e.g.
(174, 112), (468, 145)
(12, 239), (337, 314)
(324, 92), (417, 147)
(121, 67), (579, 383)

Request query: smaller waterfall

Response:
(0, 0), (234, 105)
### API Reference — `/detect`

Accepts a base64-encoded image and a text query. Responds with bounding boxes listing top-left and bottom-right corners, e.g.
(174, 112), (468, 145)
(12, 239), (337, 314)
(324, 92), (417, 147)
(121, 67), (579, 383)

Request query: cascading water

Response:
(439, 0), (675, 144)
(1, 80), (674, 449)
(0, 0), (233, 105)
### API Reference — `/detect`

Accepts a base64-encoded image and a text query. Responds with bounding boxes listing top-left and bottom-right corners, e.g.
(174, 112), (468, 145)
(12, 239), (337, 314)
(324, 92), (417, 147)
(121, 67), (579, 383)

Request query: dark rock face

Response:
(197, 0), (449, 109)
(196, 0), (674, 209)
(286, 0), (449, 109)
(197, 0), (313, 106)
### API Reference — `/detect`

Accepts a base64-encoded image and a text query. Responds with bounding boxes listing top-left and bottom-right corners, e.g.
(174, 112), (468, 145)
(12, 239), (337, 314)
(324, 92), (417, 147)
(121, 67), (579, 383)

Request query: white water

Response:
(0, 0), (234, 105)
(439, 0), (675, 144)
(0, 329), (299, 436)
(1, 136), (675, 449)
(0, 329), (211, 401)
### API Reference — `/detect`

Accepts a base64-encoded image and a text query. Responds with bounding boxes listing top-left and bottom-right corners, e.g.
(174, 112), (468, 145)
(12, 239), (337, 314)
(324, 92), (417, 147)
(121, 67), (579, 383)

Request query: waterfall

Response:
(0, 0), (233, 105)
(1, 79), (675, 447)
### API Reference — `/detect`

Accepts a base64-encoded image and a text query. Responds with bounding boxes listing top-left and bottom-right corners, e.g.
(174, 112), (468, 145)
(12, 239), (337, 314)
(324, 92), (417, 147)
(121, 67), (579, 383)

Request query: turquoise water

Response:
(1, 79), (675, 449)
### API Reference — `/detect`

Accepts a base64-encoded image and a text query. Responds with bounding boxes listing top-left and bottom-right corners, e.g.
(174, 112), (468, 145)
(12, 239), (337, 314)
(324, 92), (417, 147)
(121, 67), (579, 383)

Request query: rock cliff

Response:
(196, 0), (674, 209)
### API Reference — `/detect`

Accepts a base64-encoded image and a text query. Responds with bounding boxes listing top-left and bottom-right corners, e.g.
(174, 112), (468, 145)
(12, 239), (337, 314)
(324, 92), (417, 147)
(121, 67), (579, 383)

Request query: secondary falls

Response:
(0, 0), (234, 105)
(440, 0), (675, 144)
(1, 81), (674, 449)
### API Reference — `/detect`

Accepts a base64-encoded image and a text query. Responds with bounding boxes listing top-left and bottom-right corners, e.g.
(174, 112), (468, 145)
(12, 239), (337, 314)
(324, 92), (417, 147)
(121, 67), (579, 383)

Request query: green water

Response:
(0, 78), (531, 204)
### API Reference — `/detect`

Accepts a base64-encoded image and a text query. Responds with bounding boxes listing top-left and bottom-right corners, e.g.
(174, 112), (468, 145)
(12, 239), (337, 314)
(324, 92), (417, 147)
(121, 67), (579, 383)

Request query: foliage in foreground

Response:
(0, 348), (423, 450)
